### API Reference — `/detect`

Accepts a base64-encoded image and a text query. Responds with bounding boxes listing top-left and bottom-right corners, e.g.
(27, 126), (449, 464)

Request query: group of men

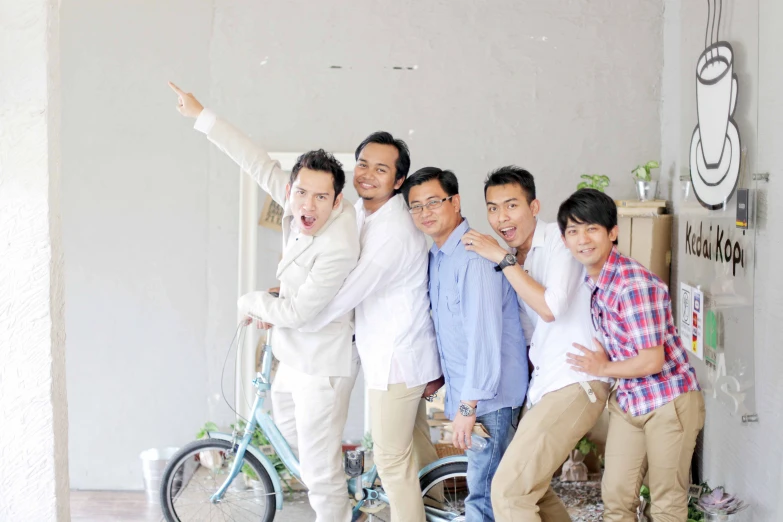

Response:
(170, 82), (705, 522)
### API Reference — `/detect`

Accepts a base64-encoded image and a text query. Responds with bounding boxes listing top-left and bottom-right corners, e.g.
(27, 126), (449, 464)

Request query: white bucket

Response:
(139, 447), (179, 503)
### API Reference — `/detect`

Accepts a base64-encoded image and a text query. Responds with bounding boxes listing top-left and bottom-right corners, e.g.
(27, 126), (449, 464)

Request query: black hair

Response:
(484, 166), (536, 203)
(290, 149), (346, 197)
(400, 167), (459, 204)
(355, 132), (411, 188)
(557, 188), (618, 243)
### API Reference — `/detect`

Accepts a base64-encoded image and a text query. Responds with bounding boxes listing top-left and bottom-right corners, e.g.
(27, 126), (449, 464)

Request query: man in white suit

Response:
(170, 82), (360, 521)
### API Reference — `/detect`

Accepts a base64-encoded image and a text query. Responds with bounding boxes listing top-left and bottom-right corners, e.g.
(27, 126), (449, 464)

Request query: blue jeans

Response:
(465, 406), (521, 522)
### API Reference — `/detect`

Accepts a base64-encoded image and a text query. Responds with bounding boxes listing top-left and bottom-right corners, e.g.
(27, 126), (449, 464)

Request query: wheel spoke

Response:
(162, 441), (275, 521)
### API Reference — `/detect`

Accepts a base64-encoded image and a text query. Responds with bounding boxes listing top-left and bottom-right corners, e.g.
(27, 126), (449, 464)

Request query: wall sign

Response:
(679, 282), (704, 360)
(683, 220), (747, 276)
(689, 0), (742, 210)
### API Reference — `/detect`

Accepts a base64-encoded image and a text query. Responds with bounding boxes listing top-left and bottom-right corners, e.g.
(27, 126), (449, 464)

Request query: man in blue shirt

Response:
(401, 167), (529, 522)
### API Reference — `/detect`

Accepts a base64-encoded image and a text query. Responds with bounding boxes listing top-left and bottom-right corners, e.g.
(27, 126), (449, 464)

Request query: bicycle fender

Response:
(417, 455), (469, 479)
(207, 431), (284, 510)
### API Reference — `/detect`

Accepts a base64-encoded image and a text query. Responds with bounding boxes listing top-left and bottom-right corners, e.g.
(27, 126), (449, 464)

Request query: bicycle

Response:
(159, 323), (469, 521)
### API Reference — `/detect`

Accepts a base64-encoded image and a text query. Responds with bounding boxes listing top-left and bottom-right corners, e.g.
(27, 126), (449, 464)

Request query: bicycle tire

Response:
(160, 438), (276, 522)
(418, 461), (468, 519)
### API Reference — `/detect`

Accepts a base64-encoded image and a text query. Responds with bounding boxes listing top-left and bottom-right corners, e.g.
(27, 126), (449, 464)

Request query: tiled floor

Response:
(70, 491), (163, 522)
(71, 478), (603, 522)
(70, 490), (315, 522)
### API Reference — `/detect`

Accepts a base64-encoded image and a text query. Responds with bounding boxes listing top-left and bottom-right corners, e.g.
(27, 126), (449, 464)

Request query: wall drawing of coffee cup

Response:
(688, 0), (742, 211)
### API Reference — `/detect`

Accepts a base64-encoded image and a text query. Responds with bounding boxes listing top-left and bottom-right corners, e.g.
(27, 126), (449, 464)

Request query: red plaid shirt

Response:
(588, 248), (700, 416)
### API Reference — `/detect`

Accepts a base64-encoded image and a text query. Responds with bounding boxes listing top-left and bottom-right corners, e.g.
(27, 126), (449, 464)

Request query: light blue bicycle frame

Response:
(206, 325), (467, 521)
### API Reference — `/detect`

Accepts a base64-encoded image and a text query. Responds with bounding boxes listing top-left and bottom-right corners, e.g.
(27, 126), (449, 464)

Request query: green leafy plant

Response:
(361, 431), (374, 452)
(577, 174), (610, 192)
(641, 481), (710, 522)
(574, 436), (597, 456)
(196, 420), (293, 492)
(631, 161), (659, 182)
(196, 421), (218, 440)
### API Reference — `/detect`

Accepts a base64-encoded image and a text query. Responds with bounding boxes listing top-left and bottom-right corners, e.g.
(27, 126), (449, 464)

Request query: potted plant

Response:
(196, 420), (296, 493)
(632, 161), (660, 201)
(561, 436), (596, 482)
(695, 486), (748, 520)
(195, 422), (223, 471)
(577, 174), (610, 192)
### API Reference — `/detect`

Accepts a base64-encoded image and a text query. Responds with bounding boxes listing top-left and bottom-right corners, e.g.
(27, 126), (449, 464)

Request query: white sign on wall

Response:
(688, 0), (742, 210)
(679, 282), (704, 360)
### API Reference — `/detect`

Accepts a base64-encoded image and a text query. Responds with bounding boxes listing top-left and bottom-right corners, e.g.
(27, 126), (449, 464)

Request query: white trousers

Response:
(271, 357), (360, 522)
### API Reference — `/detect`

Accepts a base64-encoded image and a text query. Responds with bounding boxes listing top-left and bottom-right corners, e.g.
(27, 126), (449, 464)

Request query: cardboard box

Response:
(616, 214), (673, 287)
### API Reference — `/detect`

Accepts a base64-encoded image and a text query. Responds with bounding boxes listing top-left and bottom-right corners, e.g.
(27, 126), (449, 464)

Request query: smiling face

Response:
(286, 168), (343, 236)
(562, 218), (618, 279)
(485, 183), (540, 250)
(354, 142), (403, 207)
(407, 179), (462, 247)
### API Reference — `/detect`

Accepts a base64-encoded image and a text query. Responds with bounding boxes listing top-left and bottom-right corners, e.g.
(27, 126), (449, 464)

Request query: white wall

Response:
(0, 0), (70, 518)
(63, 0), (664, 488)
(661, 1), (783, 519)
(61, 1), (215, 489)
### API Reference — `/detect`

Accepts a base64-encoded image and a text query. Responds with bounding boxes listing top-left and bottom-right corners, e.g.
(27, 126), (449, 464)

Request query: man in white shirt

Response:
(462, 166), (612, 522)
(300, 133), (443, 522)
(170, 83), (361, 521)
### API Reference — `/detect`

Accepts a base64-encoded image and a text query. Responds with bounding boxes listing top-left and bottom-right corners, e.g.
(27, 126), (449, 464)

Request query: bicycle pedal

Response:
(344, 450), (364, 477)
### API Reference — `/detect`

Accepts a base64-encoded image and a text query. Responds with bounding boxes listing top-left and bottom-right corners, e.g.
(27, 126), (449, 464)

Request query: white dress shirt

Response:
(301, 195), (442, 390)
(519, 220), (613, 406)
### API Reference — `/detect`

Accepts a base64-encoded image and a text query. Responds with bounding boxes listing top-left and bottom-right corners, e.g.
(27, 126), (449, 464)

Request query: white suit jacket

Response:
(201, 114), (360, 377)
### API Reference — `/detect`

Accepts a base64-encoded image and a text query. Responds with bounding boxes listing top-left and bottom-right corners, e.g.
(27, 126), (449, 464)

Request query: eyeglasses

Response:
(590, 287), (603, 332)
(408, 196), (454, 214)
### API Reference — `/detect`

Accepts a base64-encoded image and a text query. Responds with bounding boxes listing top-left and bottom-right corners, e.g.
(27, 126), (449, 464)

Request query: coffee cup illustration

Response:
(696, 42), (738, 173)
(688, 1), (742, 211)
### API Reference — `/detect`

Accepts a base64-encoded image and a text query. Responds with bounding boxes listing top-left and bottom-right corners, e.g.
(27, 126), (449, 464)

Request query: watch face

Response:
(505, 254), (516, 264)
(459, 404), (474, 416)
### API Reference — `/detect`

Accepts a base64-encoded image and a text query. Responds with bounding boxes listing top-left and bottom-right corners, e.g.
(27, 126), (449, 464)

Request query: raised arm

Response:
(169, 81), (288, 205)
(463, 228), (582, 323)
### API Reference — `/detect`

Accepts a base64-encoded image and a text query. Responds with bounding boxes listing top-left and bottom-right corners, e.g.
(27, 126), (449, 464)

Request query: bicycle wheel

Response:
(160, 438), (276, 522)
(419, 461), (468, 519)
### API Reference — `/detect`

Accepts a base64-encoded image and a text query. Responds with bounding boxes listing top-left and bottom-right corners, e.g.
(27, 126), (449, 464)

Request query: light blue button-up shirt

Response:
(428, 219), (529, 420)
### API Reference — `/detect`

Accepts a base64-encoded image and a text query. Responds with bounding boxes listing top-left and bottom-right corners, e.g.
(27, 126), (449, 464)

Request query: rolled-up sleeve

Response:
(542, 239), (583, 319)
(459, 259), (504, 402)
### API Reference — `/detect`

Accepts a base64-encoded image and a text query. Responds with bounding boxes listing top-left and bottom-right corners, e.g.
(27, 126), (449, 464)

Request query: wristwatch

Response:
(494, 253), (517, 272)
(458, 402), (476, 417)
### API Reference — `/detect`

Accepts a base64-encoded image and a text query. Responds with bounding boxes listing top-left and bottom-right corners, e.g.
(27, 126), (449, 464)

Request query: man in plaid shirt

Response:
(557, 189), (704, 522)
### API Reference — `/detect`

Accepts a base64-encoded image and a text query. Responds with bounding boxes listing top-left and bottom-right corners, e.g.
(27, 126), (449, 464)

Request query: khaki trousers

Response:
(602, 390), (705, 522)
(369, 384), (438, 522)
(491, 381), (611, 522)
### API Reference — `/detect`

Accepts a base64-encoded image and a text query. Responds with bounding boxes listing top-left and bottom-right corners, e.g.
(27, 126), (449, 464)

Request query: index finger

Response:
(168, 81), (187, 96)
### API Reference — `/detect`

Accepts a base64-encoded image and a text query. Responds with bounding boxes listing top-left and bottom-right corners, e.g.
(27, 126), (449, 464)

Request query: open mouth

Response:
(578, 247), (596, 256)
(359, 182), (376, 190)
(300, 215), (317, 230)
(499, 226), (517, 241)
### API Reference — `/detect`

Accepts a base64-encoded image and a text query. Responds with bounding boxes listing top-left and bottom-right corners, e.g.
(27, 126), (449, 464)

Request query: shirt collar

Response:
(431, 218), (470, 255)
(531, 218), (547, 249)
(356, 193), (403, 224)
(587, 246), (622, 289)
(512, 218), (546, 257)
